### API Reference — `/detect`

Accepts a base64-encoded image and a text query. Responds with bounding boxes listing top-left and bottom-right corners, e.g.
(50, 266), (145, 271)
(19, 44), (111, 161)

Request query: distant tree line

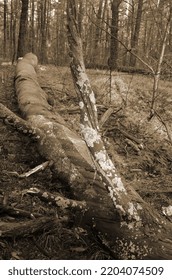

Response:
(0, 0), (171, 72)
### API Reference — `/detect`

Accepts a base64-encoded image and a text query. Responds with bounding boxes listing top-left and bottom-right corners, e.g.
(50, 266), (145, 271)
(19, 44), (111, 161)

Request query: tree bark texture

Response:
(3, 0), (7, 58)
(109, 0), (121, 70)
(129, 0), (144, 67)
(14, 50), (172, 259)
(17, 0), (29, 58)
(40, 0), (49, 63)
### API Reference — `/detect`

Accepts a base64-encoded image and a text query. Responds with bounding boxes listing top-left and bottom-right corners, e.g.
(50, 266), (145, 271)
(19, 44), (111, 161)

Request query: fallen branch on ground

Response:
(6, 161), (53, 178)
(0, 103), (36, 136)
(0, 217), (62, 238)
(27, 187), (87, 211)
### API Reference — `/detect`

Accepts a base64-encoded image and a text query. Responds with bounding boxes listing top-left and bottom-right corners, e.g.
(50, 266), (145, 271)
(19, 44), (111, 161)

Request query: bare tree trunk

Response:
(99, 0), (108, 40)
(94, 0), (103, 51)
(17, 0), (29, 58)
(3, 0), (8, 58)
(31, 0), (35, 53)
(129, 0), (144, 67)
(11, 0), (20, 63)
(78, 0), (83, 35)
(40, 0), (48, 63)
(150, 7), (171, 115)
(109, 0), (121, 70)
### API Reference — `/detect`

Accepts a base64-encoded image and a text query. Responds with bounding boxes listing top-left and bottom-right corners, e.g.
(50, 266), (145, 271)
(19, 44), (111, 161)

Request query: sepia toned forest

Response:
(0, 0), (172, 260)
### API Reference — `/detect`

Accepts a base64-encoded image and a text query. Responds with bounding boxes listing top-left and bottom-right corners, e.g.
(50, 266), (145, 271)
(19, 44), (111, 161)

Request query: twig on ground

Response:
(99, 107), (114, 128)
(0, 205), (42, 219)
(32, 236), (53, 259)
(108, 126), (143, 146)
(125, 139), (141, 154)
(6, 160), (53, 178)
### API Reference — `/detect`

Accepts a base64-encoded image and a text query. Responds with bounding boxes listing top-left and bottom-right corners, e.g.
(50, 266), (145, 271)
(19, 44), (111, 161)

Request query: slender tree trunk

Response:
(94, 0), (103, 51)
(86, 4), (95, 64)
(3, 0), (7, 58)
(17, 0), (29, 58)
(109, 0), (121, 70)
(105, 4), (110, 56)
(31, 0), (35, 53)
(11, 0), (19, 63)
(169, 1), (172, 51)
(78, 0), (83, 35)
(99, 0), (108, 40)
(40, 0), (47, 63)
(129, 0), (144, 67)
(145, 21), (153, 59)
(150, 10), (171, 113)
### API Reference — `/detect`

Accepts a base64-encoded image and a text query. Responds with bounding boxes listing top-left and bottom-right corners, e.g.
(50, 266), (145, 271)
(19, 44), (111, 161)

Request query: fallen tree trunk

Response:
(11, 51), (172, 259)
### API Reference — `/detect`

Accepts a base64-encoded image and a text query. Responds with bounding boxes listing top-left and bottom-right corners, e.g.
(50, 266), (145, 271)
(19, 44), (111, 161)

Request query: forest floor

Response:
(0, 63), (172, 260)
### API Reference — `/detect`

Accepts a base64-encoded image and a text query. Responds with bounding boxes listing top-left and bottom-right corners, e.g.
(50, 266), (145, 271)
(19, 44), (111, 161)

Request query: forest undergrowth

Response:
(0, 64), (172, 260)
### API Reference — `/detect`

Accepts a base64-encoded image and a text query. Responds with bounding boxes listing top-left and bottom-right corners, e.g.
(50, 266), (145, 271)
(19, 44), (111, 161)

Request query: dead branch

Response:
(27, 187), (87, 211)
(99, 107), (114, 128)
(0, 205), (42, 219)
(0, 217), (62, 238)
(0, 103), (36, 136)
(125, 139), (141, 154)
(7, 161), (53, 178)
(108, 126), (143, 145)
